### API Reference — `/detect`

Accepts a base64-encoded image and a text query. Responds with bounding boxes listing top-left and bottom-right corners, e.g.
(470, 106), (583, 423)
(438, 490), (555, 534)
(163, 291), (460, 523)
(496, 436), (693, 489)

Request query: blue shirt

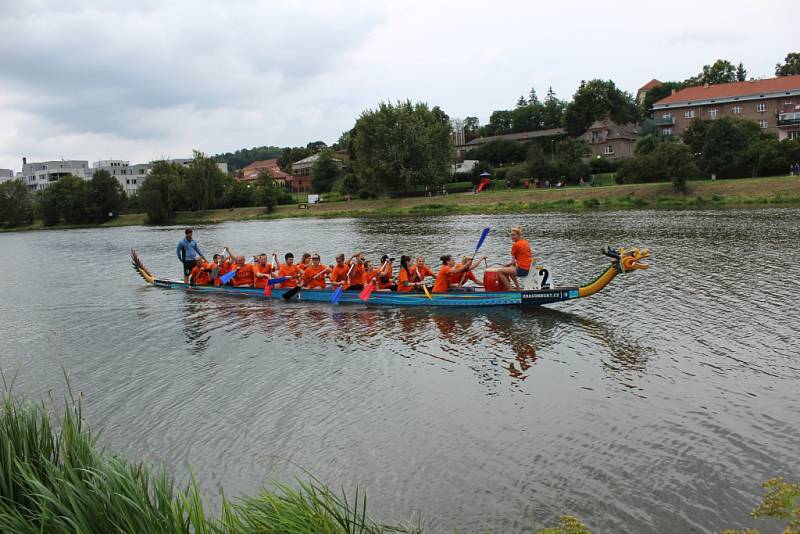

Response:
(176, 238), (203, 262)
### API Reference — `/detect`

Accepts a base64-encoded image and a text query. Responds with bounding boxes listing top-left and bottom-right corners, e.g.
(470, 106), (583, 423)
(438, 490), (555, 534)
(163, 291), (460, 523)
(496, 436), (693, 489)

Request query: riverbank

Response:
(4, 175), (799, 232)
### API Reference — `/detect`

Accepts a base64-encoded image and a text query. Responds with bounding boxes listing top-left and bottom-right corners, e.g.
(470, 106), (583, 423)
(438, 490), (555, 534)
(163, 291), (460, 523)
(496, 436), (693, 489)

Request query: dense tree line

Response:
(36, 171), (126, 225)
(213, 146), (283, 171)
(0, 180), (33, 227)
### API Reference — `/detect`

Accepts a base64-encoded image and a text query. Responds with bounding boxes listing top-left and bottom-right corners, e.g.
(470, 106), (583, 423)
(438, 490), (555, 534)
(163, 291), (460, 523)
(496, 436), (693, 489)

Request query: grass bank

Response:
(4, 176), (800, 232)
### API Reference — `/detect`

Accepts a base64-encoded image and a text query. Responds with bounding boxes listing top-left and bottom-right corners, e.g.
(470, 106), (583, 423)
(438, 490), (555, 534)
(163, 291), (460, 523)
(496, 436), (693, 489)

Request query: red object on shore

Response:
(483, 271), (502, 292)
(477, 177), (491, 192)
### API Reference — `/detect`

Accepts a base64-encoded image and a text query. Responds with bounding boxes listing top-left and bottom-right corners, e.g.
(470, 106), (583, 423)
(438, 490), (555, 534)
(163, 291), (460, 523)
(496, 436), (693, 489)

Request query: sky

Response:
(1, 0), (798, 172)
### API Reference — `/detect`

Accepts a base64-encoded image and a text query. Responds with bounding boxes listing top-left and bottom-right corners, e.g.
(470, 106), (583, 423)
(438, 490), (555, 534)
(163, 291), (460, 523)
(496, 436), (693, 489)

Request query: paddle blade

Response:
(282, 285), (302, 301)
(263, 283), (272, 297)
(422, 283), (432, 300)
(219, 269), (236, 284)
(268, 276), (289, 286)
(330, 285), (343, 304)
(359, 282), (374, 302)
(475, 227), (491, 253)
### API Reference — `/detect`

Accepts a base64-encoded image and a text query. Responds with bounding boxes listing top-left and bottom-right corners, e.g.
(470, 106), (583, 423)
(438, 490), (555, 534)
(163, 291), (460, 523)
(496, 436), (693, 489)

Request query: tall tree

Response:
(516, 95), (527, 108)
(482, 110), (514, 136)
(184, 151), (227, 211)
(642, 81), (684, 112)
(0, 180), (32, 227)
(351, 100), (452, 195)
(735, 62), (748, 82)
(685, 59), (739, 85)
(528, 87), (539, 106)
(775, 52), (800, 76)
(306, 140), (328, 152)
(562, 79), (640, 136)
(88, 169), (125, 222)
(311, 149), (341, 193)
(463, 116), (481, 141)
(542, 87), (566, 129)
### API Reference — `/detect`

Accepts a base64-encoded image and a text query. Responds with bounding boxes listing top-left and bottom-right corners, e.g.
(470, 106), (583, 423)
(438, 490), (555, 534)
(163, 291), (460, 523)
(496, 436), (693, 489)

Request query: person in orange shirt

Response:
(329, 254), (352, 290)
(297, 252), (311, 272)
(377, 254), (396, 290)
(300, 253), (330, 289)
(252, 254), (275, 289)
(361, 259), (378, 287)
(230, 255), (255, 287)
(398, 255), (425, 292)
(189, 258), (213, 286)
(212, 253), (233, 286)
(432, 254), (472, 293)
(450, 254), (486, 288)
(347, 253), (365, 291)
(277, 253), (302, 288)
(490, 226), (533, 291)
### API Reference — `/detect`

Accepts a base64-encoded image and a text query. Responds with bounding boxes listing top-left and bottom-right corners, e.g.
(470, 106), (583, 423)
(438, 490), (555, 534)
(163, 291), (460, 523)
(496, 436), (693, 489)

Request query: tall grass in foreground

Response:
(1, 385), (797, 533)
(0, 389), (415, 533)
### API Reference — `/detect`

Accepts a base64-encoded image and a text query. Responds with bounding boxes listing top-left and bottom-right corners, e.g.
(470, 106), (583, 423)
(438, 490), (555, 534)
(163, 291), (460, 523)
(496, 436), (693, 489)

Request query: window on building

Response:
(759, 119), (768, 129)
(732, 105), (742, 114)
(756, 103), (767, 112)
(662, 113), (672, 119)
(603, 145), (614, 155)
(126, 179), (130, 185)
(684, 110), (695, 119)
(591, 131), (602, 143)
(133, 179), (137, 185)
(708, 108), (718, 119)
(663, 128), (672, 136)
(790, 131), (800, 140)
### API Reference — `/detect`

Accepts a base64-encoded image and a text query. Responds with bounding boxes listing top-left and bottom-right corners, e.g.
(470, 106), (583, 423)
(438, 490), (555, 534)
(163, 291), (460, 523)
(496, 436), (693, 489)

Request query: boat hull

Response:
(150, 278), (580, 307)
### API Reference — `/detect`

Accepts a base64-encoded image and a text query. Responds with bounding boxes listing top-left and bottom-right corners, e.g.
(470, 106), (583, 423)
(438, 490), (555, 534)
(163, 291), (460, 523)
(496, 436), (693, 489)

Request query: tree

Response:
(139, 162), (185, 224)
(528, 87), (539, 106)
(634, 134), (664, 157)
(525, 145), (548, 179)
(562, 79), (640, 136)
(463, 116), (481, 142)
(685, 59), (740, 85)
(221, 180), (254, 208)
(736, 62), (748, 82)
(253, 173), (286, 212)
(184, 151), (227, 211)
(542, 87), (565, 128)
(212, 145), (283, 171)
(481, 110), (513, 136)
(306, 140), (327, 152)
(700, 117), (761, 178)
(681, 118), (710, 156)
(468, 140), (527, 166)
(775, 52), (800, 76)
(616, 142), (699, 189)
(550, 138), (590, 182)
(511, 104), (544, 133)
(48, 175), (92, 224)
(88, 170), (125, 222)
(311, 149), (341, 193)
(277, 147), (314, 171)
(351, 100), (452, 195)
(516, 95), (527, 108)
(642, 81), (684, 112)
(0, 180), (32, 227)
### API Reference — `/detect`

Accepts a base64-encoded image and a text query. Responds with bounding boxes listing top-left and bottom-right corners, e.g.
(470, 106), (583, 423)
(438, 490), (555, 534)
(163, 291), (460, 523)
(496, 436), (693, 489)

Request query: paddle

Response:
(459, 227), (490, 286)
(331, 262), (355, 304)
(282, 269), (326, 301)
(360, 259), (389, 302)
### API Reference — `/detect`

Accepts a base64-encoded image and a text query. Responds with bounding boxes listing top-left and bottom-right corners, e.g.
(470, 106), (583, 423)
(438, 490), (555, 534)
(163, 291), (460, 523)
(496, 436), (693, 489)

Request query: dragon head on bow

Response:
(602, 246), (650, 273)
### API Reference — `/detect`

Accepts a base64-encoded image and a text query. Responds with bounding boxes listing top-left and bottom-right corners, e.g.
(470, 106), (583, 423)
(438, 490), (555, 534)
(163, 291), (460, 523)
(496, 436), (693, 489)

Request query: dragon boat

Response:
(131, 247), (649, 307)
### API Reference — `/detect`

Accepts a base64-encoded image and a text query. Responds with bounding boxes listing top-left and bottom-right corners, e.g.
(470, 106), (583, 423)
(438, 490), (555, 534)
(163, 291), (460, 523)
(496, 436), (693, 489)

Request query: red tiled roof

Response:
(237, 158), (292, 182)
(654, 75), (800, 106)
(638, 79), (661, 92)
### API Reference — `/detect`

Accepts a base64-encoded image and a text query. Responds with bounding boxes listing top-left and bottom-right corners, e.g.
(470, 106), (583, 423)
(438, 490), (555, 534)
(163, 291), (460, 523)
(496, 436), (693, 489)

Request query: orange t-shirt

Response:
(330, 264), (351, 290)
(213, 260), (232, 286)
(302, 265), (328, 289)
(377, 262), (394, 289)
(415, 265), (435, 280)
(278, 264), (300, 288)
(397, 268), (416, 292)
(349, 263), (365, 286)
(252, 263), (274, 289)
(432, 265), (452, 293)
(512, 239), (533, 270)
(190, 263), (212, 286)
(449, 264), (478, 285)
(231, 264), (254, 287)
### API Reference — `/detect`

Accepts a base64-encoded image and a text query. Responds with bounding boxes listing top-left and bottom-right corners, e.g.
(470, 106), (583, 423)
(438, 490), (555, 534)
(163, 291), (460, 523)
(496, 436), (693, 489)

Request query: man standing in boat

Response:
(176, 228), (205, 283)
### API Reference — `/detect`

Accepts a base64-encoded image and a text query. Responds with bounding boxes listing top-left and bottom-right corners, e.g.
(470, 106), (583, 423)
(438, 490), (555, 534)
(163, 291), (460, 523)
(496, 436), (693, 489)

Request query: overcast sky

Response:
(1, 0), (798, 172)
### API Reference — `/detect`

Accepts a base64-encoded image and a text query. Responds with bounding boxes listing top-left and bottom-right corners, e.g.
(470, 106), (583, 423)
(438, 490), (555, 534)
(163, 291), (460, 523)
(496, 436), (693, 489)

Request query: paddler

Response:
(212, 250), (234, 286)
(252, 253), (275, 289)
(297, 252), (312, 272)
(189, 257), (213, 286)
(300, 253), (330, 289)
(398, 255), (425, 292)
(277, 253), (301, 288)
(230, 255), (255, 287)
(329, 253), (352, 290)
(432, 255), (472, 293)
(413, 256), (435, 291)
(377, 254), (396, 291)
(346, 253), (366, 291)
(451, 254), (486, 288)
(488, 226), (533, 291)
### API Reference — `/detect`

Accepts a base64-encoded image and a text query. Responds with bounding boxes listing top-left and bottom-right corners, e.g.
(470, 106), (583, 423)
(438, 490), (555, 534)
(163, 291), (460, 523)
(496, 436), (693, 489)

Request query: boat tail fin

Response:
(131, 248), (155, 284)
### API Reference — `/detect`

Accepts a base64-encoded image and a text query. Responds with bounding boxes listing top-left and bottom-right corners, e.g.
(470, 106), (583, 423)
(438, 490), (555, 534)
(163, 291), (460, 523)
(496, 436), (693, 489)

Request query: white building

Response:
(0, 169), (14, 183)
(92, 160), (150, 194)
(21, 158), (92, 191)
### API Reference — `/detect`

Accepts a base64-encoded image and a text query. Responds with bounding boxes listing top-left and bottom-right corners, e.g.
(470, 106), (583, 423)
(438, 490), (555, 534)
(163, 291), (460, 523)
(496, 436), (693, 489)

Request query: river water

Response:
(0, 209), (798, 533)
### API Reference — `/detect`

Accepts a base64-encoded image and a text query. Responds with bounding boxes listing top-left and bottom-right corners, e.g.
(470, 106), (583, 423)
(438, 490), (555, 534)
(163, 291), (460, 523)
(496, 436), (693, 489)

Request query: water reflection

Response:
(179, 292), (651, 392)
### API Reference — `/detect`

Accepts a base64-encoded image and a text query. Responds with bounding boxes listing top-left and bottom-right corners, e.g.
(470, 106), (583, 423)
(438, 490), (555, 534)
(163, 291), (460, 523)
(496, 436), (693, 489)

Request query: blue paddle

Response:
(331, 262), (355, 304)
(219, 259), (254, 284)
(460, 227), (490, 285)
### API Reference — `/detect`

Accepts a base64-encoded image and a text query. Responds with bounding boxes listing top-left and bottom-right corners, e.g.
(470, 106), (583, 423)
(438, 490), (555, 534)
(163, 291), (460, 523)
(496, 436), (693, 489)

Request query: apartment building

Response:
(651, 75), (800, 140)
(20, 158), (92, 191)
(0, 169), (14, 183)
(93, 160), (150, 194)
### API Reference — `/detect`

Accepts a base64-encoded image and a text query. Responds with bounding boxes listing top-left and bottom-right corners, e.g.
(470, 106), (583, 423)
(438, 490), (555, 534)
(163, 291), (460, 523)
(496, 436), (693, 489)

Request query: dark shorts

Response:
(515, 267), (530, 277)
(182, 260), (196, 276)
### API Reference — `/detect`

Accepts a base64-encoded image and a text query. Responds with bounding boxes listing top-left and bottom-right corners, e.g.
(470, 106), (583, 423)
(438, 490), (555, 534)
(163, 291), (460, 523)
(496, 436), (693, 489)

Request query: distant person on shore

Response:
(176, 228), (205, 283)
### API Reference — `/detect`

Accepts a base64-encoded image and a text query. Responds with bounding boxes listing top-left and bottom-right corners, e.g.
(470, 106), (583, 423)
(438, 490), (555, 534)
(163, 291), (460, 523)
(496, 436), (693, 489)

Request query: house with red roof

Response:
(651, 75), (800, 140)
(636, 79), (662, 105)
(237, 159), (293, 186)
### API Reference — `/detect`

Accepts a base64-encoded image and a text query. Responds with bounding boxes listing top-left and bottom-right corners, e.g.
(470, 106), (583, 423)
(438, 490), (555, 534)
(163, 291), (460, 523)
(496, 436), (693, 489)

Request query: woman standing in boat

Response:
(490, 226), (533, 291)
